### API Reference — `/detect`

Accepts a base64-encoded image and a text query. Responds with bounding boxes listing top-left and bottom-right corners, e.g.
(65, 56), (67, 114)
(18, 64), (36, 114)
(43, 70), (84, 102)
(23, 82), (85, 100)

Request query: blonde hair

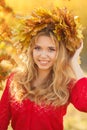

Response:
(10, 30), (75, 107)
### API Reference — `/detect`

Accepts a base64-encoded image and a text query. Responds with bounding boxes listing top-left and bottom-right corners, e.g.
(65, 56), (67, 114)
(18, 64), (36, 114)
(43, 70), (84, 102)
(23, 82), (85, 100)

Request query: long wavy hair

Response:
(10, 30), (76, 107)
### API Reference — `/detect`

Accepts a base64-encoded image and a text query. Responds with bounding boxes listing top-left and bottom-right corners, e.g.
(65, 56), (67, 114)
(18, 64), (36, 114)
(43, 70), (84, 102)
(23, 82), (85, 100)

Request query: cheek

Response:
(32, 51), (36, 59)
(32, 50), (38, 61)
(50, 52), (57, 60)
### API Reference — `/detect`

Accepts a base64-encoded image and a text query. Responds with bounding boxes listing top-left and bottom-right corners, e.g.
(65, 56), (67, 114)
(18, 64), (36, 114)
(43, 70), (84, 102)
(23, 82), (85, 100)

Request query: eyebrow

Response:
(48, 46), (56, 49)
(35, 44), (56, 48)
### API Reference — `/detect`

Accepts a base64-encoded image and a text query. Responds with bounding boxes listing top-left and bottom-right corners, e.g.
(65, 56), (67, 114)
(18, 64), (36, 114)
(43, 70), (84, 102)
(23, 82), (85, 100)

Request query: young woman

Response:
(0, 7), (87, 130)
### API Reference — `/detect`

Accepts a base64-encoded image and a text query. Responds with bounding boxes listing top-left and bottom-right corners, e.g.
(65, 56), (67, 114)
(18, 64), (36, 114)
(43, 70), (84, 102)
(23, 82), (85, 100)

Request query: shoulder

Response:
(75, 77), (87, 85)
(73, 77), (87, 92)
(6, 72), (15, 85)
(0, 73), (15, 103)
(3, 72), (16, 94)
(68, 77), (87, 91)
(69, 77), (87, 100)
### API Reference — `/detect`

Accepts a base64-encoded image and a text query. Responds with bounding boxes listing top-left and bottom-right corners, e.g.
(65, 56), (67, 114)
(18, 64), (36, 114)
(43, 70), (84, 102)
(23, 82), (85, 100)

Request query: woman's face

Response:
(32, 35), (57, 71)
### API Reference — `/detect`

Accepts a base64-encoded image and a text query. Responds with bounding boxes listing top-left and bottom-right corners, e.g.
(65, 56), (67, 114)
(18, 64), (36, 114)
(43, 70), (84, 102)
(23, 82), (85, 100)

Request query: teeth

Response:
(39, 61), (48, 64)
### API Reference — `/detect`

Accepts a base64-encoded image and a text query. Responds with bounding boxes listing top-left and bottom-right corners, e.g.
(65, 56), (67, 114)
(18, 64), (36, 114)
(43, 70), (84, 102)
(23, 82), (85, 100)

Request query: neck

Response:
(31, 68), (52, 88)
(37, 69), (51, 80)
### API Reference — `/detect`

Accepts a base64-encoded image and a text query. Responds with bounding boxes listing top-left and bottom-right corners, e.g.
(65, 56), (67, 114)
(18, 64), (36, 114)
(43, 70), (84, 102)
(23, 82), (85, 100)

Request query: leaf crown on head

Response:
(12, 7), (83, 55)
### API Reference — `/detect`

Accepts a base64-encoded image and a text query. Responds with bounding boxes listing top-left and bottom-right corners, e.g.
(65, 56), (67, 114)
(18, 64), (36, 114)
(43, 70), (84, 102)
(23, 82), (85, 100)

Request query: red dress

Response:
(0, 74), (87, 130)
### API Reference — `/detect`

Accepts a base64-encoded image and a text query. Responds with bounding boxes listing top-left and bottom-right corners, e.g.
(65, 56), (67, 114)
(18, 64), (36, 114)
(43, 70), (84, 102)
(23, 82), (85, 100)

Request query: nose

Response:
(40, 50), (48, 58)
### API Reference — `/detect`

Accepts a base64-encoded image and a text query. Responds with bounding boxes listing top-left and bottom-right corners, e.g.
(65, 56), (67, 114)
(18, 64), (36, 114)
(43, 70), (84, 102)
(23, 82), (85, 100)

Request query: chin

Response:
(38, 65), (52, 70)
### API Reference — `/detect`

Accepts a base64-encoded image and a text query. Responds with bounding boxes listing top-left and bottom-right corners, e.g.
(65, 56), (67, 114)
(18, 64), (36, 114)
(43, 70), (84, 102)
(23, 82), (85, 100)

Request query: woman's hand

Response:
(70, 41), (85, 79)
(72, 41), (83, 62)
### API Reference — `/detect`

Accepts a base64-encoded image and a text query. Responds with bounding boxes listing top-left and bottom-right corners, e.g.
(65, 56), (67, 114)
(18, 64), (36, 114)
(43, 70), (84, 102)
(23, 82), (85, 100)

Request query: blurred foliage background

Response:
(0, 0), (87, 129)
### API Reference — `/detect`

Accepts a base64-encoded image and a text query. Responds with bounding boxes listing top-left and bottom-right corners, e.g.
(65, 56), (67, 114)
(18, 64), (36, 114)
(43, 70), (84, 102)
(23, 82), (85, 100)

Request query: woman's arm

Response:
(70, 41), (85, 79)
(69, 41), (87, 111)
(70, 77), (87, 112)
(0, 74), (12, 130)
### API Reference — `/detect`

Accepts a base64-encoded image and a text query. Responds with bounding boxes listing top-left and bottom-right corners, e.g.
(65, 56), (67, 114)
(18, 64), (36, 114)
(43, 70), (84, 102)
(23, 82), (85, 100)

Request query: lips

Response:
(38, 60), (49, 65)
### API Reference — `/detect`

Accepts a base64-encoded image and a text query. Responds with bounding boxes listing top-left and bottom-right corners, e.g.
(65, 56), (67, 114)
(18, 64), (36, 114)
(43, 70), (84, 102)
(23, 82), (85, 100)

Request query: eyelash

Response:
(34, 46), (56, 52)
(48, 48), (56, 51)
(34, 46), (41, 50)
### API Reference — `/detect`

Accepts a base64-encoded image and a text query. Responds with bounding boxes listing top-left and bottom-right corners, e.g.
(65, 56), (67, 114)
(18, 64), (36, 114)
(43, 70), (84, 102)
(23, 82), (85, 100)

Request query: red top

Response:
(0, 74), (87, 130)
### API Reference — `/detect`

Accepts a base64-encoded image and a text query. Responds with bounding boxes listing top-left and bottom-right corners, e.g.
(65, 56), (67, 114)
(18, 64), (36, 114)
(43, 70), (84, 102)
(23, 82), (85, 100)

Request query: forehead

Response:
(35, 35), (56, 47)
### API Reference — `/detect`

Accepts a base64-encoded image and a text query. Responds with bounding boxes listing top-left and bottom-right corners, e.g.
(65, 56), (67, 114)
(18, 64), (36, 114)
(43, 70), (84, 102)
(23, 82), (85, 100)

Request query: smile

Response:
(39, 60), (49, 64)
